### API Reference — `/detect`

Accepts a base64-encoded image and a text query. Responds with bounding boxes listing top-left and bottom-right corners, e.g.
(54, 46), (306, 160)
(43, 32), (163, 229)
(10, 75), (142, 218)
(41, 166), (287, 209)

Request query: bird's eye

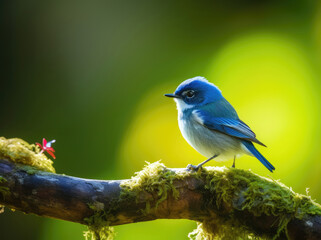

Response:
(186, 90), (195, 98)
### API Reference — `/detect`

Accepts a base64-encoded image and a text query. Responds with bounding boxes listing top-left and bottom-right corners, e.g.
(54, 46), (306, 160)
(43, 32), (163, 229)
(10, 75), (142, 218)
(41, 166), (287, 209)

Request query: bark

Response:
(0, 159), (320, 240)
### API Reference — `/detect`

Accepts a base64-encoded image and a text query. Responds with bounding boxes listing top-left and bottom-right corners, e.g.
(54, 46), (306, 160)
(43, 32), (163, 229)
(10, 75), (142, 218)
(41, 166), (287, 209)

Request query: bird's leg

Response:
(187, 154), (219, 171)
(232, 155), (236, 168)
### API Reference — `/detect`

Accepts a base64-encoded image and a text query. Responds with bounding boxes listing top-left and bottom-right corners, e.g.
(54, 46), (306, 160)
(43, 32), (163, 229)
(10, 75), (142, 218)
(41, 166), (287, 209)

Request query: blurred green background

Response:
(1, 0), (321, 239)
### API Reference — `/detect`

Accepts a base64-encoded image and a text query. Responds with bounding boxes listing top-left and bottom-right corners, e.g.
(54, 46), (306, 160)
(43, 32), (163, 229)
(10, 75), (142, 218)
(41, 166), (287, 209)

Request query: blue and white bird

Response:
(165, 76), (275, 172)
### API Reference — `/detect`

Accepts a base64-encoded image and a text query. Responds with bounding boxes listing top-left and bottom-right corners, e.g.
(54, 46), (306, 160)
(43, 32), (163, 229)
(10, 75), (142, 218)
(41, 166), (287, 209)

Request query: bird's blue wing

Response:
(193, 110), (266, 146)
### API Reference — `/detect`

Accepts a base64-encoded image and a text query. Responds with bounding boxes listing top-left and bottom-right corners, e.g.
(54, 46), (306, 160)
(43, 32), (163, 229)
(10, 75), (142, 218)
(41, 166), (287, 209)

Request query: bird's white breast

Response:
(175, 100), (244, 162)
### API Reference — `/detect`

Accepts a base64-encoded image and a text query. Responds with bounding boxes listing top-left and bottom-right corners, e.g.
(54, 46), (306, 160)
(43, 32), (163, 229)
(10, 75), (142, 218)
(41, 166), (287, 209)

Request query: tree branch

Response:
(0, 158), (321, 240)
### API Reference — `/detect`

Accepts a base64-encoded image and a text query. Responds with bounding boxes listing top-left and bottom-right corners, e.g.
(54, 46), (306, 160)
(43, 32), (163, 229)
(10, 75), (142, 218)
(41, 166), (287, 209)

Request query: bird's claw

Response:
(186, 164), (200, 171)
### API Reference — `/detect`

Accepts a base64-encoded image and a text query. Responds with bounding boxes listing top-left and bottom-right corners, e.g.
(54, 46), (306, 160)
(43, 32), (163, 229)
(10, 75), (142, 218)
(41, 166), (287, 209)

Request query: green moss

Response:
(82, 161), (181, 240)
(83, 225), (115, 240)
(120, 161), (180, 211)
(188, 166), (321, 240)
(0, 176), (6, 183)
(119, 162), (321, 239)
(18, 165), (41, 175)
(0, 176), (10, 201)
(0, 137), (55, 173)
(81, 162), (321, 240)
(83, 203), (115, 240)
(0, 205), (4, 214)
(0, 186), (10, 199)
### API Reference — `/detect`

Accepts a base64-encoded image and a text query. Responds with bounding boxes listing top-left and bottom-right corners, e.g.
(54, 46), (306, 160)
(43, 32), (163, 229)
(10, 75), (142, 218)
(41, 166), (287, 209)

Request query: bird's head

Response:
(165, 76), (223, 111)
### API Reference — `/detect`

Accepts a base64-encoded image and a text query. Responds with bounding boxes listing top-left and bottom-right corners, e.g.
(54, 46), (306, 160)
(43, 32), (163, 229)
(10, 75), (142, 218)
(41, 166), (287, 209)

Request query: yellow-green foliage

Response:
(0, 137), (55, 173)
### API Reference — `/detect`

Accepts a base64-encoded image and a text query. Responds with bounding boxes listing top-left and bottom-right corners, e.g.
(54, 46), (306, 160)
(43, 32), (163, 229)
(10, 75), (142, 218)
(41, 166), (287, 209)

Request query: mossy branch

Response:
(0, 159), (321, 239)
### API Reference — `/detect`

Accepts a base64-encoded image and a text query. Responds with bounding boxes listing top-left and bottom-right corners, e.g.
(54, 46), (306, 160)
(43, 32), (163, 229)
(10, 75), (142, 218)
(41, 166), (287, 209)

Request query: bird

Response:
(164, 76), (275, 172)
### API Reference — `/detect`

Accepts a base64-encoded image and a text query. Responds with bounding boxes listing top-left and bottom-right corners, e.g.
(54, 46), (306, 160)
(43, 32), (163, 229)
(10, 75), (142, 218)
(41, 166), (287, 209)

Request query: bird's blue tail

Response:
(242, 140), (275, 172)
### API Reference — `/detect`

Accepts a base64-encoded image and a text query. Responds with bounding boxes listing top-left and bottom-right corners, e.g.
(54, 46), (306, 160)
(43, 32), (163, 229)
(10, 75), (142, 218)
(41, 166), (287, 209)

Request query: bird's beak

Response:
(164, 93), (181, 99)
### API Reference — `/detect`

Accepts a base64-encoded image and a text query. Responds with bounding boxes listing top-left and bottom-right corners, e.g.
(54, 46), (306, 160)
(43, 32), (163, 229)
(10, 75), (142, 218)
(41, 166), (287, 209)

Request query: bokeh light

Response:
(118, 32), (321, 184)
(2, 1), (321, 240)
(117, 83), (204, 174)
(208, 32), (321, 185)
(113, 32), (321, 239)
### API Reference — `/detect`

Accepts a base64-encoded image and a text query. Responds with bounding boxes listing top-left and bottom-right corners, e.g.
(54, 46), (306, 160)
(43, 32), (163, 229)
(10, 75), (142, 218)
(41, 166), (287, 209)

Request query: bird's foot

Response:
(231, 156), (236, 168)
(186, 164), (200, 171)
